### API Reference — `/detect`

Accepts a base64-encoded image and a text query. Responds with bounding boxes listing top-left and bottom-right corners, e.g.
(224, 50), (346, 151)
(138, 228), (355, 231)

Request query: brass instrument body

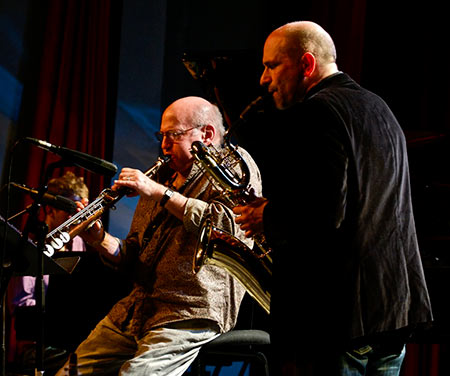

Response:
(190, 139), (272, 314)
(190, 141), (250, 195)
(190, 141), (257, 211)
(44, 156), (169, 256)
(194, 217), (272, 314)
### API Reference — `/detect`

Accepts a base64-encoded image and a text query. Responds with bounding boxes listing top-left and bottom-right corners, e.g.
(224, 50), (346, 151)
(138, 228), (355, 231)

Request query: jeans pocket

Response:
(353, 345), (372, 356)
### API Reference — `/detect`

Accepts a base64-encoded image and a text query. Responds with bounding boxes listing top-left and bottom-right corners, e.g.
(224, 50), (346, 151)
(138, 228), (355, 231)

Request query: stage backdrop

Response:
(107, 0), (167, 238)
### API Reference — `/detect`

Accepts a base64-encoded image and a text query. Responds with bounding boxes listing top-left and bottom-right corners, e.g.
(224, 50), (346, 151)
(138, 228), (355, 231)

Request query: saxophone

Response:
(44, 156), (170, 256)
(190, 96), (272, 314)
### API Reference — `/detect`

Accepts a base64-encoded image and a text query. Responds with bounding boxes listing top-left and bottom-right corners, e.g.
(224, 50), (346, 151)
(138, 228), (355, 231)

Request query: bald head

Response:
(260, 21), (339, 107)
(271, 21), (337, 66)
(162, 96), (226, 145)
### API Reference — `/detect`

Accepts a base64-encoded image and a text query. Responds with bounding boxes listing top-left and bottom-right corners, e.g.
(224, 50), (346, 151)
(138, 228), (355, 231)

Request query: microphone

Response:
(11, 183), (78, 214)
(24, 137), (118, 176)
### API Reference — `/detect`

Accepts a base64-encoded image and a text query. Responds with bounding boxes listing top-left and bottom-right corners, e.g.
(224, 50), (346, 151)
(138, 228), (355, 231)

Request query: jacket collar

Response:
(304, 71), (351, 100)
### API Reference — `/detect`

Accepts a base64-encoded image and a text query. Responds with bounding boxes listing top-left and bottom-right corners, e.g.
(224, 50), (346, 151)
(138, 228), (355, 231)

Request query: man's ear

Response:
(301, 52), (316, 77)
(202, 124), (216, 146)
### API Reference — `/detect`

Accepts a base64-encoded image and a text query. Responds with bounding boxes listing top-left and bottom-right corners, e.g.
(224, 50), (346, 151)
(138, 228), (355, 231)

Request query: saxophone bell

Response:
(194, 217), (271, 314)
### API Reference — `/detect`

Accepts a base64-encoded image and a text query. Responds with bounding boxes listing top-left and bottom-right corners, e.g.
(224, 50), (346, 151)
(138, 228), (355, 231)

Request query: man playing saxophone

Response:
(55, 96), (262, 376)
(233, 21), (432, 376)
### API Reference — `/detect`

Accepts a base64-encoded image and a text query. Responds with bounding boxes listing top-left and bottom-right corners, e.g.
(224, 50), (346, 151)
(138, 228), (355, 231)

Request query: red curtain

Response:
(402, 344), (441, 376)
(20, 0), (119, 198)
(6, 0), (120, 363)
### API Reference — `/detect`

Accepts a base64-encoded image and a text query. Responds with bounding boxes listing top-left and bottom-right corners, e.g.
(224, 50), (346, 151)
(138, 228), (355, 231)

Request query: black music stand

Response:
(0, 215), (80, 375)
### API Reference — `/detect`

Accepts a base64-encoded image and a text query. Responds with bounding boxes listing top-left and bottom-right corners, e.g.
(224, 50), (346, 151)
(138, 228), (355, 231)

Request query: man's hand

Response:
(74, 199), (104, 246)
(233, 198), (269, 238)
(113, 167), (163, 199)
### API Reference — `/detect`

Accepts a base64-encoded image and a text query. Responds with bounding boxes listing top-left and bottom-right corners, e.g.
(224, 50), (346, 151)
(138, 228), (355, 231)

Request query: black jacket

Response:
(263, 72), (432, 354)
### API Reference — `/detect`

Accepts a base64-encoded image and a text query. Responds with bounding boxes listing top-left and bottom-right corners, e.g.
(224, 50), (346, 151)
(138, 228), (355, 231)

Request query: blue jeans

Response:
(338, 342), (406, 376)
(54, 316), (220, 376)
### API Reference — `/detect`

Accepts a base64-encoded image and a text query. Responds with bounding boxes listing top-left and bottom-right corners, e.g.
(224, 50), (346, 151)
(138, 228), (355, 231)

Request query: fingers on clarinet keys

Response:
(87, 219), (102, 231)
(87, 226), (106, 247)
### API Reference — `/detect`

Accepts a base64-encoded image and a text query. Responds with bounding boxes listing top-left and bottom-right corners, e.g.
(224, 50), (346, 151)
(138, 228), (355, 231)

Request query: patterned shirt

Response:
(107, 146), (262, 337)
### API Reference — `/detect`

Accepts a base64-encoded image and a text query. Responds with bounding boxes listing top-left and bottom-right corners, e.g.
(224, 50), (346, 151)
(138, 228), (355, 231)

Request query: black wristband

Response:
(160, 188), (174, 207)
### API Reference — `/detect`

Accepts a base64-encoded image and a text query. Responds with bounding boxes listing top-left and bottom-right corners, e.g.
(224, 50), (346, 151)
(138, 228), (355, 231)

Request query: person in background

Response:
(233, 21), (433, 375)
(55, 96), (262, 375)
(8, 171), (89, 370)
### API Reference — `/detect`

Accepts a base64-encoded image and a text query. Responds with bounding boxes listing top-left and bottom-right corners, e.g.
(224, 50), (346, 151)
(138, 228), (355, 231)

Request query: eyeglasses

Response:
(154, 126), (202, 142)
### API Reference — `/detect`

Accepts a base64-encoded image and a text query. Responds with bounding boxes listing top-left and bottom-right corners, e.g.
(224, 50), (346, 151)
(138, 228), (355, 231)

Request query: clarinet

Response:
(45, 156), (170, 256)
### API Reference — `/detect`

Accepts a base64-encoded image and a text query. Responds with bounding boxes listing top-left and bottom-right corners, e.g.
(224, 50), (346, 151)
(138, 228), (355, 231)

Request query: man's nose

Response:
(161, 136), (173, 151)
(260, 68), (271, 86)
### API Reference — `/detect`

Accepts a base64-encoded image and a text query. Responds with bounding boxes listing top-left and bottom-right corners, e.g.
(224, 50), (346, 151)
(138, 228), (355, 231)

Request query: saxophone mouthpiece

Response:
(225, 94), (270, 142)
(239, 95), (268, 121)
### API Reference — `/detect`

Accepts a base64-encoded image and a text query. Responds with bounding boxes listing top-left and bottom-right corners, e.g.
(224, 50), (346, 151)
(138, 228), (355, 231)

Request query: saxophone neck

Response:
(224, 94), (269, 142)
(191, 141), (250, 193)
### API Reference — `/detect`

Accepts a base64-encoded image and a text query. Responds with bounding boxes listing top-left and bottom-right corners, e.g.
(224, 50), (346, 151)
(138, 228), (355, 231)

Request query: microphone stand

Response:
(1, 146), (96, 375)
(0, 188), (49, 376)
(18, 186), (48, 375)
(1, 161), (61, 376)
(27, 161), (67, 375)
(0, 236), (13, 376)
